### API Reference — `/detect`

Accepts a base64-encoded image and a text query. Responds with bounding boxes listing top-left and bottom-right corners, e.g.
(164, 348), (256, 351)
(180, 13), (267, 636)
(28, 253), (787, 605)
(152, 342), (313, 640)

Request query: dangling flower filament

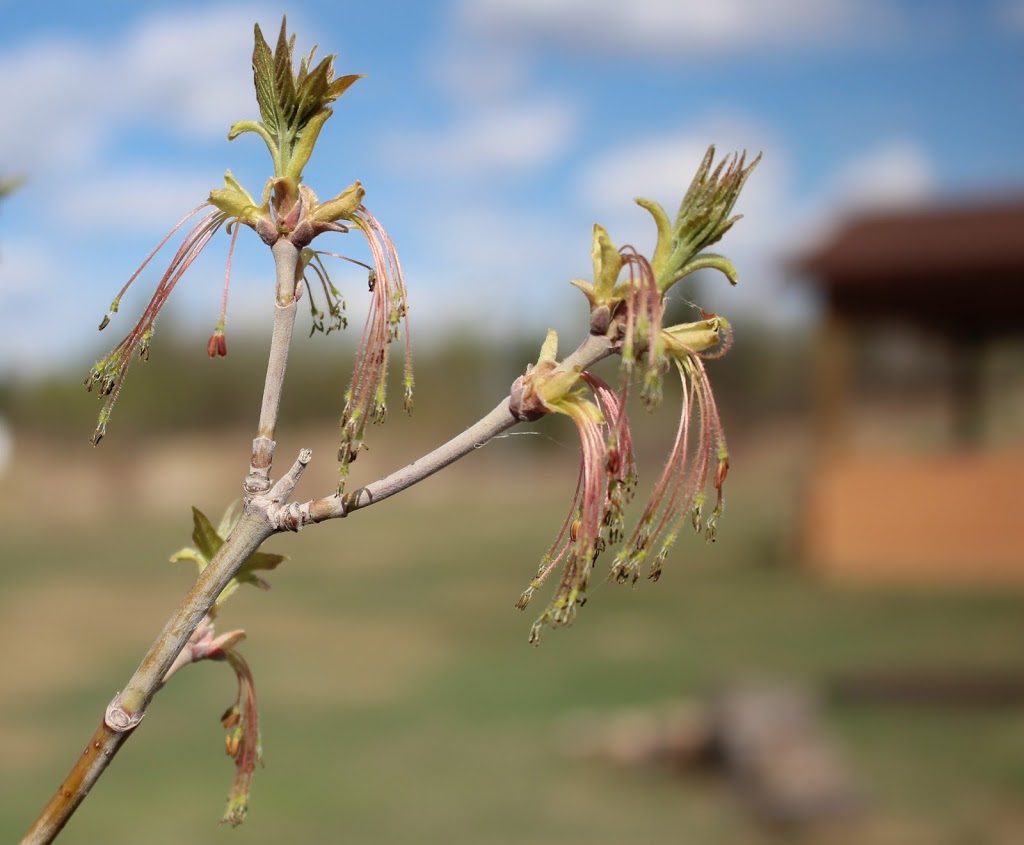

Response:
(519, 373), (635, 643)
(208, 220), (241, 357)
(335, 205), (413, 489)
(85, 204), (229, 443)
(615, 247), (664, 385)
(300, 249), (355, 336)
(611, 317), (732, 583)
(221, 650), (262, 827)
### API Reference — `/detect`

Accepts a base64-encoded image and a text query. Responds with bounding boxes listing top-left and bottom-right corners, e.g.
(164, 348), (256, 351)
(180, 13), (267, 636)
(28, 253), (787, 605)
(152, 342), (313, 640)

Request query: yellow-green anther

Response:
(691, 492), (705, 532)
(641, 367), (663, 409)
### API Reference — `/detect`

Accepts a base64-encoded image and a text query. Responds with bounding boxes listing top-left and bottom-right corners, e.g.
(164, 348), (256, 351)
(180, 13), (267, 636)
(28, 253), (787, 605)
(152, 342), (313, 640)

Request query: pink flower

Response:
(512, 331), (636, 643)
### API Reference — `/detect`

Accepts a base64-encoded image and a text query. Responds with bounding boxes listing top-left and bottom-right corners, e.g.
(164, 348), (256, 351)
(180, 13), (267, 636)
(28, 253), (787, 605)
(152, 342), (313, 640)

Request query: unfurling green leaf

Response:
(633, 146), (759, 293)
(242, 17), (363, 179)
(191, 506), (224, 561)
(170, 505), (286, 613)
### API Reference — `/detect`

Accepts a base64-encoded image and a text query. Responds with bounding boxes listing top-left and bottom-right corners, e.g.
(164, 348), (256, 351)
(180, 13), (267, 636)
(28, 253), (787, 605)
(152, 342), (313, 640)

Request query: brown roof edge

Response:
(795, 197), (1024, 287)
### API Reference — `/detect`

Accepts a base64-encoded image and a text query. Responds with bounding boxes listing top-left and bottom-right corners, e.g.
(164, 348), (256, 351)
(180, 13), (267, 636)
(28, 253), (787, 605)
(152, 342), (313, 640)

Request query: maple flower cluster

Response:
(512, 147), (759, 643)
(84, 19), (412, 472)
(81, 21), (416, 818)
(75, 13), (760, 826)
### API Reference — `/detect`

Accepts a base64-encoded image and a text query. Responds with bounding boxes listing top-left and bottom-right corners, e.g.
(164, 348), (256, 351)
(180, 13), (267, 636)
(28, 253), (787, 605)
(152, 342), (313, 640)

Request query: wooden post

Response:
(950, 333), (985, 447)
(813, 308), (851, 453)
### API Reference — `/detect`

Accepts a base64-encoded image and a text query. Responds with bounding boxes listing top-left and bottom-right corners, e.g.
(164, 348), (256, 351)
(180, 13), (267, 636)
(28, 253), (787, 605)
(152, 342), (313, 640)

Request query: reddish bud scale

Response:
(207, 333), (227, 358)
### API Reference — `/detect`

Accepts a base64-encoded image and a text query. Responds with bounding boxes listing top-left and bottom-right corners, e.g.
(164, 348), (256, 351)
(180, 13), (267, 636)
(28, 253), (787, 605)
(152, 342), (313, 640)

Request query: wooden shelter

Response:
(796, 200), (1024, 584)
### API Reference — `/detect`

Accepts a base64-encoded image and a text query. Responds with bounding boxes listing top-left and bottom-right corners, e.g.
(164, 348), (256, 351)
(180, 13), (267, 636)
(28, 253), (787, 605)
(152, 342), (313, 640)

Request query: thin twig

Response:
(247, 239), (300, 495)
(24, 240), (308, 845)
(290, 333), (616, 526)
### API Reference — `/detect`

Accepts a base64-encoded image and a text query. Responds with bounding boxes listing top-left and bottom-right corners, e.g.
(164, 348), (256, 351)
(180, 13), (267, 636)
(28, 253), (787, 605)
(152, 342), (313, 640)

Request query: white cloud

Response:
(0, 6), (263, 174)
(378, 117), (791, 338)
(575, 116), (786, 255)
(114, 8), (262, 138)
(60, 169), (221, 233)
(410, 116), (793, 330)
(827, 138), (935, 211)
(380, 97), (580, 174)
(427, 43), (531, 104)
(0, 40), (104, 171)
(790, 138), (936, 265)
(0, 237), (96, 376)
(0, 237), (59, 299)
(457, 0), (900, 57)
(998, 0), (1024, 31)
(0, 6), (279, 376)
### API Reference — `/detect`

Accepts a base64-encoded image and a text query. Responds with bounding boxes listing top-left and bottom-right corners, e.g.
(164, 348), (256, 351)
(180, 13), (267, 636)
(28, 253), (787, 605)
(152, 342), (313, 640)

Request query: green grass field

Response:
(3, 431), (1024, 844)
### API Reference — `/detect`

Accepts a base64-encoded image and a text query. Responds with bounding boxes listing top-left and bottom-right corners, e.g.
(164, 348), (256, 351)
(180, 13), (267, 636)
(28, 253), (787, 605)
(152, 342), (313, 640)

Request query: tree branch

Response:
(22, 328), (614, 843)
(246, 239), (301, 495)
(24, 240), (308, 844)
(278, 332), (616, 528)
(21, 510), (274, 845)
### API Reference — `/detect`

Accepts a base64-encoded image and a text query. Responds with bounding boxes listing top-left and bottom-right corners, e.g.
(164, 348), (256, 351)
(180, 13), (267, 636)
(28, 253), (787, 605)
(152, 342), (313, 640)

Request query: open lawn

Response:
(2, 428), (1024, 843)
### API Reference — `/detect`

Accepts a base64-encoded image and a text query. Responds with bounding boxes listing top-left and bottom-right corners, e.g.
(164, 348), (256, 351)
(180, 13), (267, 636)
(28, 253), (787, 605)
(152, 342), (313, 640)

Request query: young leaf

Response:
(191, 506), (224, 562)
(170, 505), (287, 611)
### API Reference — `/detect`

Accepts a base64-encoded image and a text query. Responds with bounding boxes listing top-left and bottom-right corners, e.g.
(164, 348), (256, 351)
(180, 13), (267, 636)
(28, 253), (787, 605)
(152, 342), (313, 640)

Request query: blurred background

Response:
(2, 1), (1024, 842)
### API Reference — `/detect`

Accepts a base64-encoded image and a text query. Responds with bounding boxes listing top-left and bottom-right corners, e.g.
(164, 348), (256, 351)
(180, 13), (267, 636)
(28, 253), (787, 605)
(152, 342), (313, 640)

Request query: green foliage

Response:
(635, 146), (760, 292)
(170, 504), (286, 614)
(229, 17), (363, 181)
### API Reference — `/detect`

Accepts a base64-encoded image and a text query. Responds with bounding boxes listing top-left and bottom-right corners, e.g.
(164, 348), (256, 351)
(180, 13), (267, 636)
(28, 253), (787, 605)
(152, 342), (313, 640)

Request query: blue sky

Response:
(1, 0), (1022, 377)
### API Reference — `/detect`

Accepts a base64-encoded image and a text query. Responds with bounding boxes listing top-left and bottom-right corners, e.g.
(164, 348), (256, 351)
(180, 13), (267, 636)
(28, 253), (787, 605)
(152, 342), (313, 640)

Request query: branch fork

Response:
(24, 22), (752, 831)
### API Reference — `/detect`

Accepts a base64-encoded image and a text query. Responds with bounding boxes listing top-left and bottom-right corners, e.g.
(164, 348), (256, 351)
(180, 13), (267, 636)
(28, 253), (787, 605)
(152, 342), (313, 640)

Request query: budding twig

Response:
(291, 333), (617, 526)
(21, 510), (274, 845)
(22, 13), (754, 832)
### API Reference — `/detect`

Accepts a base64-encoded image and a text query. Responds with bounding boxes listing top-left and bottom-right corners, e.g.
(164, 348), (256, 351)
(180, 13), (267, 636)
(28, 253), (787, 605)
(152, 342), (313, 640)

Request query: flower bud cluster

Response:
(84, 18), (412, 459)
(517, 147), (756, 642)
